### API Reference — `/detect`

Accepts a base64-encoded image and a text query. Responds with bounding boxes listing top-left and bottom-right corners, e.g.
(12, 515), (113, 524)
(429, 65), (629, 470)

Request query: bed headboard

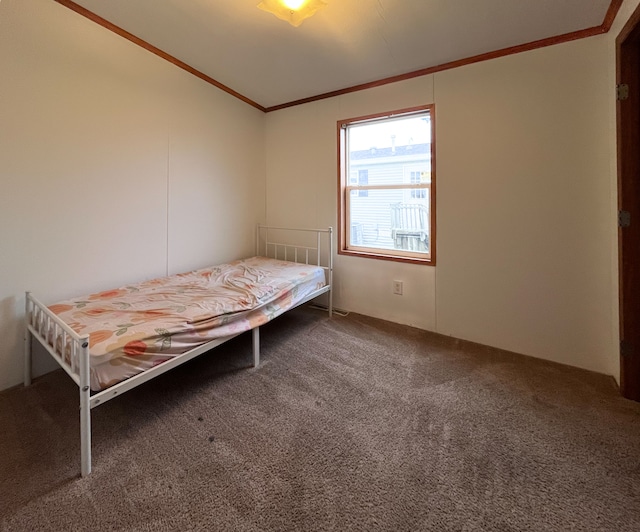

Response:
(256, 224), (333, 276)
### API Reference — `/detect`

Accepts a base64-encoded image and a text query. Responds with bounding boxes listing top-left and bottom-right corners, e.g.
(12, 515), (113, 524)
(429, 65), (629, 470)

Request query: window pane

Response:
(348, 115), (431, 186)
(350, 188), (430, 253)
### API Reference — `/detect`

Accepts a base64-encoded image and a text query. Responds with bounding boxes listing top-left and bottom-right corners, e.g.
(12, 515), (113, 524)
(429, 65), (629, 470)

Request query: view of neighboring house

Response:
(348, 142), (431, 252)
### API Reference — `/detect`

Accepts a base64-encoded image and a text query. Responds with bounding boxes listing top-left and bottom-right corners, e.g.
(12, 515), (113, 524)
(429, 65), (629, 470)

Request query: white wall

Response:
(266, 32), (620, 376)
(0, 0), (265, 391)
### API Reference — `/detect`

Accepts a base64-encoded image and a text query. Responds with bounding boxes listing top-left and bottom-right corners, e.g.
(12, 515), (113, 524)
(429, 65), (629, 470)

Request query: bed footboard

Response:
(25, 292), (92, 476)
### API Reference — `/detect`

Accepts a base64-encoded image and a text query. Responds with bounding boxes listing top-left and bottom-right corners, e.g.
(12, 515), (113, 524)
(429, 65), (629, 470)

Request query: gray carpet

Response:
(1, 307), (639, 531)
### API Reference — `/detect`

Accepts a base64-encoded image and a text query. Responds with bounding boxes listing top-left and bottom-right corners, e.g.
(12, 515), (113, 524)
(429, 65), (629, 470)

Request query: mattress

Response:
(48, 257), (326, 391)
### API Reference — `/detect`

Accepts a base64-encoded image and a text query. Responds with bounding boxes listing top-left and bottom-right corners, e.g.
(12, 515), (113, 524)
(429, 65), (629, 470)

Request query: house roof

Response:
(351, 144), (430, 161)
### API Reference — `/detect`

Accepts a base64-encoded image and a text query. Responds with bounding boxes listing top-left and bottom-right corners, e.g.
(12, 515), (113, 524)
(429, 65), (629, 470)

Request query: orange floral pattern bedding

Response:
(49, 257), (326, 391)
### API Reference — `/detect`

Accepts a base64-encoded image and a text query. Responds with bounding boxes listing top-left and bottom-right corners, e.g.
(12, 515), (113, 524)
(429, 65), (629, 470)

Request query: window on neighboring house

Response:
(410, 171), (426, 199)
(338, 105), (435, 264)
(350, 170), (369, 197)
(358, 170), (369, 197)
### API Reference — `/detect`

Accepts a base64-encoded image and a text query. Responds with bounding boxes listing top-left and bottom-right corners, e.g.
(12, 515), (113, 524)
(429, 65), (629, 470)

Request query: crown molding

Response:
(53, 0), (266, 112)
(52, 0), (623, 114)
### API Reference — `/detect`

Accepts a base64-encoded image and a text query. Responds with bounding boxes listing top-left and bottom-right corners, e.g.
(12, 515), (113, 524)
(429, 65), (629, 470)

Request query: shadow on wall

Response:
(0, 295), (21, 389)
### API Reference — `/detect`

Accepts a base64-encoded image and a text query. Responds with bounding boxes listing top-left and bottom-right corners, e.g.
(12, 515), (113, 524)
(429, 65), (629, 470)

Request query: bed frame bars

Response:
(24, 225), (333, 477)
(256, 225), (333, 318)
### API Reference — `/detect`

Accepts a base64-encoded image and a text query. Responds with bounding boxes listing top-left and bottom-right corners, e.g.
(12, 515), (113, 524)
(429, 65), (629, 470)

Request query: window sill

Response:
(338, 248), (435, 266)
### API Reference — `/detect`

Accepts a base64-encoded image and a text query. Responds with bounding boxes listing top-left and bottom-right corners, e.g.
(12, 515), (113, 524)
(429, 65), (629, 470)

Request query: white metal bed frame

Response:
(24, 225), (333, 477)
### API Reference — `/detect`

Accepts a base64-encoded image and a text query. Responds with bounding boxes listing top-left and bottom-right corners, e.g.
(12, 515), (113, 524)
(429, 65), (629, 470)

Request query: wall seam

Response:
(166, 133), (171, 276)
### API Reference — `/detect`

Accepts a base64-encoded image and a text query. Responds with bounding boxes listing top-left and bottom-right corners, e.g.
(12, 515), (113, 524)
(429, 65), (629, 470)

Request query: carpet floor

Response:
(1, 307), (639, 531)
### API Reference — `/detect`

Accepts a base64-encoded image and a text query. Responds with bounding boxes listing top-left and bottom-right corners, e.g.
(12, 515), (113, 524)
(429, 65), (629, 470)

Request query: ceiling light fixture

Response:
(258, 0), (327, 27)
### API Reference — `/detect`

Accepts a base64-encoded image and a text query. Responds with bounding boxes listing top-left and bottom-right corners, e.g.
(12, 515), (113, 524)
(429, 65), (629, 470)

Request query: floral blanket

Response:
(49, 257), (326, 390)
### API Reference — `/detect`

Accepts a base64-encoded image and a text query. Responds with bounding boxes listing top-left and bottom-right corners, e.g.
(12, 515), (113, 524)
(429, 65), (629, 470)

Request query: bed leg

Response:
(252, 327), (260, 367)
(79, 338), (91, 477)
(24, 329), (32, 387)
(24, 292), (32, 387)
(80, 388), (91, 477)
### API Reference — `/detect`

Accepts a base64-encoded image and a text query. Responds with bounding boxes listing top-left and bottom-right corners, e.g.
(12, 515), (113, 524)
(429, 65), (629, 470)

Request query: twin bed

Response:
(24, 226), (333, 476)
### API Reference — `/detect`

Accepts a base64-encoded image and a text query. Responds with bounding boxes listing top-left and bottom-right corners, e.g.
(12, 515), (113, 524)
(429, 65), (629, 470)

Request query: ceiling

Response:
(66, 0), (617, 110)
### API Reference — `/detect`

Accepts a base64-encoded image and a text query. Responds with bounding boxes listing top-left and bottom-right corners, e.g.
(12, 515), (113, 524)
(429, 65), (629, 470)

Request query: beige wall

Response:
(0, 0), (265, 390)
(2, 0), (638, 392)
(266, 30), (622, 376)
(435, 37), (613, 374)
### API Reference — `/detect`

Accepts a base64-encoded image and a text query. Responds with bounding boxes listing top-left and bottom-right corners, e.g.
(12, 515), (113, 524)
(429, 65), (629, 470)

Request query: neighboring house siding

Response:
(349, 144), (430, 248)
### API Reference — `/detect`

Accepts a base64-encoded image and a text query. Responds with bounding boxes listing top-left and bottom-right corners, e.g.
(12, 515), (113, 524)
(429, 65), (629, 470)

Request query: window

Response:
(338, 105), (435, 264)
(410, 171), (426, 199)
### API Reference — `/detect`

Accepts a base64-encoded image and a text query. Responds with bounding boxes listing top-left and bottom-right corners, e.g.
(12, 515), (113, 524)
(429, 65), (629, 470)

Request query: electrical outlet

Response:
(393, 280), (403, 295)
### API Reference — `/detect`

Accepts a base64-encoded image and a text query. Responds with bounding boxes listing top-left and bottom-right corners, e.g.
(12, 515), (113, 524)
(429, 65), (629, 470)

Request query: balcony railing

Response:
(390, 202), (429, 252)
